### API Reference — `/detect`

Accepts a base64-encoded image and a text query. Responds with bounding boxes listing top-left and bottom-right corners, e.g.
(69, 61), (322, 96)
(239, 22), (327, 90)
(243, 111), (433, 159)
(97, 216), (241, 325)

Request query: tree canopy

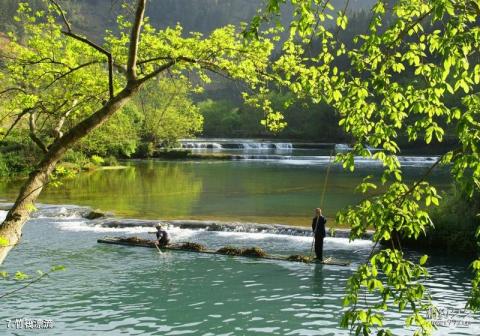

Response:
(0, 0), (275, 264)
(243, 0), (480, 335)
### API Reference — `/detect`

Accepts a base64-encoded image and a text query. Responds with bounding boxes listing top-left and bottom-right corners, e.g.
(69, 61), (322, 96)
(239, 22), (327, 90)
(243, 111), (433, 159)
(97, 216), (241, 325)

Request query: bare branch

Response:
(127, 0), (147, 82)
(52, 99), (78, 140)
(137, 60), (176, 85)
(0, 87), (27, 96)
(50, 0), (114, 99)
(44, 61), (99, 90)
(29, 112), (48, 154)
(2, 109), (31, 140)
(50, 0), (72, 32)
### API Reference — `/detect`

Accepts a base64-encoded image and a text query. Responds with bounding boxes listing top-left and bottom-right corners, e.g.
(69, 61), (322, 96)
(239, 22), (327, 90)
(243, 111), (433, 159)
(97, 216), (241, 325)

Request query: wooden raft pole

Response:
(97, 237), (350, 266)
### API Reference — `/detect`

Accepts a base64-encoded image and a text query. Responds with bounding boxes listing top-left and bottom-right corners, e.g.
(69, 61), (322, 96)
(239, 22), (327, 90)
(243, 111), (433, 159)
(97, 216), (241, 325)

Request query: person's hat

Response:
(155, 224), (162, 229)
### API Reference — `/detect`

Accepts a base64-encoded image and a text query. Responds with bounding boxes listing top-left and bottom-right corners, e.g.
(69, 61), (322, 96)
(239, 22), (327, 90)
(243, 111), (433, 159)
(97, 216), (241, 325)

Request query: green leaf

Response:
(419, 255), (428, 266)
(371, 315), (383, 326)
(336, 12), (348, 30)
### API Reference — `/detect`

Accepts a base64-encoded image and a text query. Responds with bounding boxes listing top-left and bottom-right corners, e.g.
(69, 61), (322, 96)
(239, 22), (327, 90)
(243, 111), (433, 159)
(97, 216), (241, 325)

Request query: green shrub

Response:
(62, 150), (89, 168)
(135, 142), (155, 158)
(401, 185), (480, 257)
(104, 155), (119, 166)
(0, 151), (33, 175)
(90, 155), (104, 166)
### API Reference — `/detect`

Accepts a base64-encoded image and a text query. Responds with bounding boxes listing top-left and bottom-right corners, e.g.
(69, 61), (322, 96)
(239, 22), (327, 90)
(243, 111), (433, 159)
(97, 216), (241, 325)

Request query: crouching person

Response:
(155, 224), (170, 247)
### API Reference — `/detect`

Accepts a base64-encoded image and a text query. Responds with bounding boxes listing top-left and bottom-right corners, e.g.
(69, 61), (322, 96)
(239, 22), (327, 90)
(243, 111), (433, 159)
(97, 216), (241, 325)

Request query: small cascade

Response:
(76, 217), (373, 239)
(182, 142), (222, 149)
(276, 143), (293, 150)
(179, 139), (293, 152)
(240, 142), (275, 150)
(232, 154), (289, 160)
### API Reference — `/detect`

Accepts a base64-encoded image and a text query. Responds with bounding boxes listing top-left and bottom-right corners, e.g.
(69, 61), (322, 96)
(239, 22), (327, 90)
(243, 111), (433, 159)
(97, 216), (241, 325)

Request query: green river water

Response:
(0, 159), (453, 226)
(0, 158), (477, 335)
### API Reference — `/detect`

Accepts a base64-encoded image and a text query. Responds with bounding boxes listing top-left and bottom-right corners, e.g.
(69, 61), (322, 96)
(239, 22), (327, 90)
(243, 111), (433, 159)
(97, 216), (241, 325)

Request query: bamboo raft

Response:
(97, 237), (350, 266)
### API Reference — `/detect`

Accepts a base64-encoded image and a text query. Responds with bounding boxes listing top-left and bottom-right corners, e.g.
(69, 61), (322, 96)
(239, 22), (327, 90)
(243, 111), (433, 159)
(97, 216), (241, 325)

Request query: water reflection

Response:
(40, 162), (204, 219)
(0, 160), (453, 226)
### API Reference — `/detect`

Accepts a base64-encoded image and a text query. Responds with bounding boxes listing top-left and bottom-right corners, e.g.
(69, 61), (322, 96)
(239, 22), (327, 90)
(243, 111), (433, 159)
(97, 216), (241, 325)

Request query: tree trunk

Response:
(0, 86), (138, 265)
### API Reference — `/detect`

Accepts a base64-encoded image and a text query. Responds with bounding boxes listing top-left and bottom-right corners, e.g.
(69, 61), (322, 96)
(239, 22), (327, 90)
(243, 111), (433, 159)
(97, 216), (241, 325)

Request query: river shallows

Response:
(0, 207), (477, 335)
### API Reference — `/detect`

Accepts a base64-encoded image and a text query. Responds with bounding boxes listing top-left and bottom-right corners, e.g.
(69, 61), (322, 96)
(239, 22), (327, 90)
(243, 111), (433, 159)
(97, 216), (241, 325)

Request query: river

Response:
(0, 141), (477, 335)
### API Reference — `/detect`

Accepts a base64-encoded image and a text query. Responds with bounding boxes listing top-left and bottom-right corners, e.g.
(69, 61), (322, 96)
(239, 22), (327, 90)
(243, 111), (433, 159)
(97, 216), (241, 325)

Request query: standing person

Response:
(155, 224), (170, 247)
(312, 208), (327, 260)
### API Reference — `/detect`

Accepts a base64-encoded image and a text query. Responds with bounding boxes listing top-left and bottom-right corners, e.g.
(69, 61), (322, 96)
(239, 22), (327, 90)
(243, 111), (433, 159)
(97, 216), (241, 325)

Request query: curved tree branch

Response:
(2, 108), (31, 141)
(127, 0), (147, 82)
(49, 0), (114, 99)
(29, 112), (48, 154)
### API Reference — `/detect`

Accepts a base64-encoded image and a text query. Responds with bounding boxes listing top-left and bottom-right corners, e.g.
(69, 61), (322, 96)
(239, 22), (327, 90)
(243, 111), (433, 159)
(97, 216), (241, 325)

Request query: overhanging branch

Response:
(137, 60), (176, 85)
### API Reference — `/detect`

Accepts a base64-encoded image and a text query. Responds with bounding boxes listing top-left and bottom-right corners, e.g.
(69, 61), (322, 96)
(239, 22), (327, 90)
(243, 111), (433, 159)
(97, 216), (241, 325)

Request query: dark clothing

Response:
(314, 237), (324, 260)
(312, 216), (327, 238)
(312, 215), (327, 260)
(156, 230), (170, 246)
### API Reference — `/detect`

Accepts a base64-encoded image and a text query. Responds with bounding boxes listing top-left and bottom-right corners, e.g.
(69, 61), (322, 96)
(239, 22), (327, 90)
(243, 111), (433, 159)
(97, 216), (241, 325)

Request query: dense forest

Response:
(0, 0), (378, 164)
(0, 0), (377, 37)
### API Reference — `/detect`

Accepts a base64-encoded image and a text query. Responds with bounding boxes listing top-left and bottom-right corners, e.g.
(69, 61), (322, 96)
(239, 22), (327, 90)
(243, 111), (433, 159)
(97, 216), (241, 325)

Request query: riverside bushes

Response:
(0, 149), (35, 176)
(401, 186), (480, 258)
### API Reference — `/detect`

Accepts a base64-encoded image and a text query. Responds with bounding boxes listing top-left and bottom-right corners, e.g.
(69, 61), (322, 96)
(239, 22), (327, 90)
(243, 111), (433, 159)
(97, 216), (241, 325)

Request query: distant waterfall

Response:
(179, 139), (294, 151)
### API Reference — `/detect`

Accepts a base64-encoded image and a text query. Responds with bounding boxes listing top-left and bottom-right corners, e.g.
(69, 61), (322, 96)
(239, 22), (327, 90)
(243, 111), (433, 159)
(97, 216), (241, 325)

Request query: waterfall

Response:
(182, 142), (223, 149)
(179, 139), (294, 151)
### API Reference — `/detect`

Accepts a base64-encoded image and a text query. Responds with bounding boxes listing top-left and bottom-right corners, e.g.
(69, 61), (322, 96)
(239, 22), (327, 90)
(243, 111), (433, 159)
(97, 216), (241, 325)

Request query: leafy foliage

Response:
(0, 0), (275, 162)
(248, 0), (480, 335)
(136, 77), (203, 147)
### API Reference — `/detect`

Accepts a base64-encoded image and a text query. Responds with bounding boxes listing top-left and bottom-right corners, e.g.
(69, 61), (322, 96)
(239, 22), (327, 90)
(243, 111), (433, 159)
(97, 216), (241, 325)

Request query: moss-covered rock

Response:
(286, 255), (312, 263)
(179, 242), (207, 251)
(217, 246), (244, 255)
(241, 247), (267, 258)
(118, 236), (151, 244)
